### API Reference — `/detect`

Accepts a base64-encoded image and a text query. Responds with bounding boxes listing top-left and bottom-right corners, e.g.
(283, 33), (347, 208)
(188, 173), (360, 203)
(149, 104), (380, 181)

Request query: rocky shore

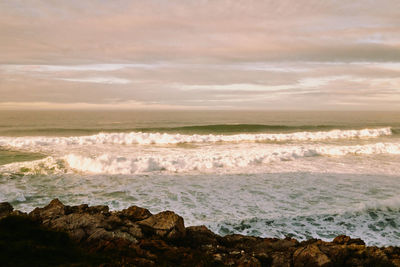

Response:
(0, 199), (399, 266)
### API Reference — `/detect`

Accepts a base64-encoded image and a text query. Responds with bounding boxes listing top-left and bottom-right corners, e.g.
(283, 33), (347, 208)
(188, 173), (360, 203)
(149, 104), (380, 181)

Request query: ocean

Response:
(0, 110), (400, 246)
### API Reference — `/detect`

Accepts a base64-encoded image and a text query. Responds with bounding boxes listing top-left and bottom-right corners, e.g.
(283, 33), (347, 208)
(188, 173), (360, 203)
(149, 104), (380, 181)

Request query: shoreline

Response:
(1, 199), (399, 266)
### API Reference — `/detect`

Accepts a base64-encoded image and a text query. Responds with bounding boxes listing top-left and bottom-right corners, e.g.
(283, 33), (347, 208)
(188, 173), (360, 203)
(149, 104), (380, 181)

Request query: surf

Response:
(0, 127), (392, 149)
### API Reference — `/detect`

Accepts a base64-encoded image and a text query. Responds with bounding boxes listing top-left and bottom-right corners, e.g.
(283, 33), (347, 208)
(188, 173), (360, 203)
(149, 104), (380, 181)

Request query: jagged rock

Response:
(1, 199), (400, 266)
(333, 235), (365, 246)
(222, 234), (262, 249)
(121, 223), (144, 239)
(0, 202), (13, 219)
(318, 244), (348, 266)
(185, 225), (220, 246)
(87, 228), (138, 243)
(365, 246), (393, 266)
(271, 252), (291, 267)
(10, 210), (27, 217)
(68, 204), (109, 215)
(392, 259), (400, 267)
(116, 205), (152, 221)
(138, 210), (186, 240)
(293, 244), (332, 267)
(29, 198), (66, 223)
(28, 199), (143, 244)
(48, 212), (110, 241)
(237, 255), (262, 267)
(263, 237), (299, 252)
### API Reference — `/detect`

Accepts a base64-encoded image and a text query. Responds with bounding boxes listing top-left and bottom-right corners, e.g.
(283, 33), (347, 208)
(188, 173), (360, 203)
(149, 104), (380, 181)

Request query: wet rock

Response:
(87, 228), (138, 243)
(138, 210), (186, 240)
(28, 199), (143, 245)
(271, 252), (291, 267)
(10, 210), (27, 217)
(293, 244), (332, 267)
(318, 244), (348, 266)
(237, 255), (261, 267)
(222, 234), (262, 250)
(68, 204), (109, 215)
(213, 253), (223, 262)
(268, 237), (299, 251)
(123, 223), (144, 239)
(333, 235), (365, 245)
(29, 198), (66, 223)
(392, 259), (400, 267)
(1, 199), (400, 266)
(116, 205), (152, 221)
(365, 246), (393, 266)
(0, 202), (13, 219)
(185, 225), (220, 247)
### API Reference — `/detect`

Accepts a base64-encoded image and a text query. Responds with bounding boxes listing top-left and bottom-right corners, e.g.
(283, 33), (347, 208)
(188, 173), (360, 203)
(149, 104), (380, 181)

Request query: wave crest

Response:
(63, 142), (400, 174)
(0, 127), (392, 148)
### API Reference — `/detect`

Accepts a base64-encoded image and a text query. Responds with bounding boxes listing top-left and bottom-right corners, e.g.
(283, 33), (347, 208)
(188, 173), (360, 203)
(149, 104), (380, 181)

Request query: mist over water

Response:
(1, 110), (400, 246)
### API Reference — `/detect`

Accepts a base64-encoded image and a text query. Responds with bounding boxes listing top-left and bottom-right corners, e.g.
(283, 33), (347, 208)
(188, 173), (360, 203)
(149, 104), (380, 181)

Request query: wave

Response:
(0, 127), (392, 148)
(0, 124), (344, 136)
(1, 141), (399, 175)
(135, 124), (339, 134)
(4, 124), (399, 136)
(0, 156), (65, 176)
(63, 142), (400, 174)
(0, 149), (45, 166)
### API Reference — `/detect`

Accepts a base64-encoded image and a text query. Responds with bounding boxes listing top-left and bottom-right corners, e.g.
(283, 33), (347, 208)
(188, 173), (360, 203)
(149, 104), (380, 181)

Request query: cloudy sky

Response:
(1, 0), (400, 110)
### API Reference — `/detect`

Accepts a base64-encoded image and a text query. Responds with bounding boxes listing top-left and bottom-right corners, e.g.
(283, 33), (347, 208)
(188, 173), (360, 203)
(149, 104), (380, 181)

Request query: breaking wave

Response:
(0, 127), (392, 148)
(1, 141), (399, 175)
(64, 142), (400, 174)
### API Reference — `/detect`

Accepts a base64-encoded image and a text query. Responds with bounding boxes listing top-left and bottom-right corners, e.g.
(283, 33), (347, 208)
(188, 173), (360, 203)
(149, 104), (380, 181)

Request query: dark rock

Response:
(333, 235), (365, 245)
(116, 205), (152, 221)
(222, 234), (263, 249)
(185, 225), (220, 247)
(68, 204), (109, 215)
(293, 244), (332, 267)
(237, 255), (262, 267)
(29, 198), (66, 223)
(365, 246), (394, 266)
(10, 210), (27, 217)
(0, 202), (13, 219)
(1, 199), (400, 266)
(0, 215), (109, 266)
(267, 237), (299, 251)
(138, 210), (186, 240)
(392, 259), (400, 267)
(28, 199), (143, 245)
(271, 252), (291, 267)
(318, 243), (348, 266)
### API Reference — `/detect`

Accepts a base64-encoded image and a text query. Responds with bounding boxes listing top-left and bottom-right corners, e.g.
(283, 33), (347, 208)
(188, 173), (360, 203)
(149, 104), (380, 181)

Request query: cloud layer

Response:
(1, 1), (399, 110)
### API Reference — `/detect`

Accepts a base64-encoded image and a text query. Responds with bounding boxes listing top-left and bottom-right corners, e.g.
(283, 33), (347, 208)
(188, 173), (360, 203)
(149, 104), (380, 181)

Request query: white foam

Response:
(62, 142), (400, 175)
(2, 152), (400, 246)
(0, 127), (392, 149)
(1, 140), (399, 176)
(317, 142), (400, 156)
(356, 195), (400, 212)
(0, 156), (64, 176)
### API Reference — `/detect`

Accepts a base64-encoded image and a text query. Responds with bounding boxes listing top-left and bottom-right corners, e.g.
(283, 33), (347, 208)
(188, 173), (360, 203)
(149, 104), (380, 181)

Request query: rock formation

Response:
(1, 200), (400, 266)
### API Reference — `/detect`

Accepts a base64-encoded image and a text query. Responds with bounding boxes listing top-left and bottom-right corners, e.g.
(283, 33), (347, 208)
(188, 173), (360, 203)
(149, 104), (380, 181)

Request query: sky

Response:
(1, 0), (400, 110)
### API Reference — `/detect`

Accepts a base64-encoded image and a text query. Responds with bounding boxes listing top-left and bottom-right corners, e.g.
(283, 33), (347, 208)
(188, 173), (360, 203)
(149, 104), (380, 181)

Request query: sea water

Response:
(0, 110), (400, 246)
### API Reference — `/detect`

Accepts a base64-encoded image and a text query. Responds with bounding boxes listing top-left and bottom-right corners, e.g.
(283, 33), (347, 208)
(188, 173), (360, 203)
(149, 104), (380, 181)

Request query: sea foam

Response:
(1, 139), (399, 176)
(0, 127), (392, 149)
(63, 142), (400, 174)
